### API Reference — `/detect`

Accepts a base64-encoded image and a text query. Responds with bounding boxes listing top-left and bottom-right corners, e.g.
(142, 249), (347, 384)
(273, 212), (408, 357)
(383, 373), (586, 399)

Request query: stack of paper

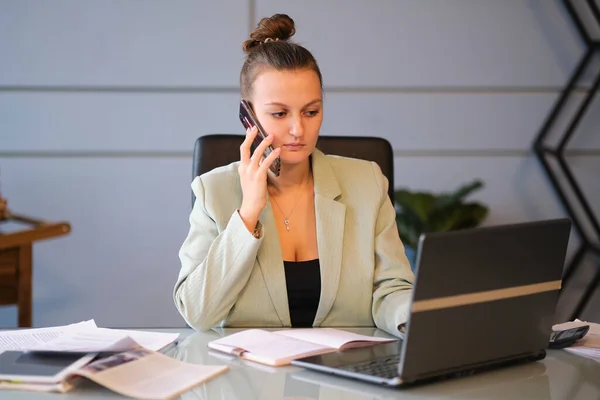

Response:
(553, 319), (600, 362)
(0, 320), (97, 352)
(0, 348), (228, 399)
(0, 320), (228, 398)
(0, 320), (179, 353)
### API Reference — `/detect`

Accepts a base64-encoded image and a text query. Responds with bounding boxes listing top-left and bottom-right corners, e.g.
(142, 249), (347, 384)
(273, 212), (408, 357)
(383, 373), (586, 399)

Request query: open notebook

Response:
(208, 328), (397, 366)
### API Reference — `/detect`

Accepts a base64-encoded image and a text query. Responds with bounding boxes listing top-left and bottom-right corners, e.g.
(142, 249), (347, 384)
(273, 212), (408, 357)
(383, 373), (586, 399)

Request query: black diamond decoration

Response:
(533, 0), (600, 319)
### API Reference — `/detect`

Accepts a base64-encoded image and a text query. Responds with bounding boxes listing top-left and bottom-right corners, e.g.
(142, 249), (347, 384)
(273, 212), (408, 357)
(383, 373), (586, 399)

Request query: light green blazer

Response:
(173, 149), (415, 337)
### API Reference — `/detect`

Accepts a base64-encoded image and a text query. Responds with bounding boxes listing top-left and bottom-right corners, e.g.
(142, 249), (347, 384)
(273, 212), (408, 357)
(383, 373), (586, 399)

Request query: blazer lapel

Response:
(255, 198), (291, 326)
(254, 150), (346, 327)
(311, 150), (346, 326)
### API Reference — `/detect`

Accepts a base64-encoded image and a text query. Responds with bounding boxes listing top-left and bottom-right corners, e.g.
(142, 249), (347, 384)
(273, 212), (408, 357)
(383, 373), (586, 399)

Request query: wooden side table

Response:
(0, 213), (71, 327)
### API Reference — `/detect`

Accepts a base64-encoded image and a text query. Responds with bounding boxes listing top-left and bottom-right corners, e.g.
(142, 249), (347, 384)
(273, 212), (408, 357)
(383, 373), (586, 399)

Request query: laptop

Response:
(291, 218), (572, 387)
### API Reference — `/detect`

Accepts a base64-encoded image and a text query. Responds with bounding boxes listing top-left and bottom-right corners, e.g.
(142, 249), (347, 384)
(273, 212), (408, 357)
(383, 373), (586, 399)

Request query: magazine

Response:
(0, 348), (228, 399)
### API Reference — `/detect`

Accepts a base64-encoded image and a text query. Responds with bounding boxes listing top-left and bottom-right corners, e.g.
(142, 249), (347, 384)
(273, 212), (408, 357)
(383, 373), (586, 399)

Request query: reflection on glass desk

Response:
(1, 327), (600, 399)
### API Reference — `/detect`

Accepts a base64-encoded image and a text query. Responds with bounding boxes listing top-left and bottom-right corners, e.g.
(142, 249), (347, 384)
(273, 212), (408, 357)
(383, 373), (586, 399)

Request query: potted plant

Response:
(394, 179), (489, 271)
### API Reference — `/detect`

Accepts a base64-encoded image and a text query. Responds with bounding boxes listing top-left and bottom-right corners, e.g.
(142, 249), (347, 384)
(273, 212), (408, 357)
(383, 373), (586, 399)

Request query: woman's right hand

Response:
(238, 126), (281, 232)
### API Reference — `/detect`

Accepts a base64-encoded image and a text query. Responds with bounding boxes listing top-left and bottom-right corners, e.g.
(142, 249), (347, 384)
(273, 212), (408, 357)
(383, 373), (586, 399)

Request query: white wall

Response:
(1, 0), (598, 328)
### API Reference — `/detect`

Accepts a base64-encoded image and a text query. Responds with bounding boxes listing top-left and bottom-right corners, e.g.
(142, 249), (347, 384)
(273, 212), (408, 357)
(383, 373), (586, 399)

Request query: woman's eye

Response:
(271, 112), (286, 118)
(305, 110), (320, 117)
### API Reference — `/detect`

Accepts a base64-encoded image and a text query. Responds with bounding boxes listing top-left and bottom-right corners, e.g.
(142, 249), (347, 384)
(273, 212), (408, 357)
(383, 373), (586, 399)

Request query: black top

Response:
(283, 259), (322, 328)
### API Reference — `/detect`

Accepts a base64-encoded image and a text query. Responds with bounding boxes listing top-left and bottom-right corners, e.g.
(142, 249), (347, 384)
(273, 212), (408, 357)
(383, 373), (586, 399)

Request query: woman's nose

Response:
(289, 117), (304, 138)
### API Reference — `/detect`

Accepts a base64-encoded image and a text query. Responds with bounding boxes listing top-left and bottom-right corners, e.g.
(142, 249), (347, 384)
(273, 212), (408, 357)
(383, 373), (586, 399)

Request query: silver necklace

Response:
(269, 174), (311, 231)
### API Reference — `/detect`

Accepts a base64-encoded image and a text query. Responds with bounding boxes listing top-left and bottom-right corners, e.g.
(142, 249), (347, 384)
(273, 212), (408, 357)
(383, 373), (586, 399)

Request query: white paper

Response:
(27, 330), (140, 353)
(1, 321), (178, 354)
(275, 328), (396, 349)
(26, 327), (179, 353)
(0, 320), (97, 352)
(0, 379), (74, 393)
(566, 347), (600, 363)
(98, 328), (180, 352)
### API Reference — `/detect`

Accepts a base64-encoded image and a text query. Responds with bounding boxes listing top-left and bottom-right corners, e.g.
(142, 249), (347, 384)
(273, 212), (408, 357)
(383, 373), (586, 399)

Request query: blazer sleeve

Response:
(173, 176), (264, 331)
(370, 163), (415, 337)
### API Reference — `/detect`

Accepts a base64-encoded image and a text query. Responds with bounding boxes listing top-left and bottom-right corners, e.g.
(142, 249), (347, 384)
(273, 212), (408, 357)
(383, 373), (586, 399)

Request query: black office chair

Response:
(192, 134), (394, 205)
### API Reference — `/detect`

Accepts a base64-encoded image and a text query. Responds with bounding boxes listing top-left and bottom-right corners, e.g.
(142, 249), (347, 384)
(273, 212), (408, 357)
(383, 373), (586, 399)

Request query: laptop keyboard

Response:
(338, 355), (401, 379)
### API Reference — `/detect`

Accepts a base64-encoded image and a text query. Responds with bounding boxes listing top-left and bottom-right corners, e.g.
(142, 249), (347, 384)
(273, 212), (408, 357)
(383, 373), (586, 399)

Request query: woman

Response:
(173, 14), (413, 336)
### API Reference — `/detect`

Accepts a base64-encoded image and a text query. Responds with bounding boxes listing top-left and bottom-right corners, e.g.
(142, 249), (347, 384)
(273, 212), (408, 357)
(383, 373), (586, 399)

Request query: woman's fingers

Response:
(250, 133), (275, 165)
(259, 147), (281, 174)
(240, 126), (280, 176)
(240, 126), (258, 163)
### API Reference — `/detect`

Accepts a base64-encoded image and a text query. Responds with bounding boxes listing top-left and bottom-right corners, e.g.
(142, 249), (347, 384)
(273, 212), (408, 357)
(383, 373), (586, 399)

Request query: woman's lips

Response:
(283, 144), (305, 151)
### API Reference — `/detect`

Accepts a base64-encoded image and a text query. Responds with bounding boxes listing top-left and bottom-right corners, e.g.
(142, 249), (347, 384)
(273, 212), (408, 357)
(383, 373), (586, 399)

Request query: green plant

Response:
(394, 179), (489, 249)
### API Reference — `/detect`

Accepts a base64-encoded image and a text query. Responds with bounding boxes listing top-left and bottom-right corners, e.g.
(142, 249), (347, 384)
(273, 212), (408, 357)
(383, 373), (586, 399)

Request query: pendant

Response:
(284, 219), (290, 231)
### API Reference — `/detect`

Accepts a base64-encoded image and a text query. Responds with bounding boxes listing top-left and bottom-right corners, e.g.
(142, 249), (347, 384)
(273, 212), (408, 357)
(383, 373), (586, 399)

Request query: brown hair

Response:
(240, 14), (323, 99)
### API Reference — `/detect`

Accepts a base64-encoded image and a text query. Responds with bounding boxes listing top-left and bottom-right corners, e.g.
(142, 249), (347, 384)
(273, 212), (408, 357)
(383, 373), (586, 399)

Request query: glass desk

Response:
(1, 327), (599, 399)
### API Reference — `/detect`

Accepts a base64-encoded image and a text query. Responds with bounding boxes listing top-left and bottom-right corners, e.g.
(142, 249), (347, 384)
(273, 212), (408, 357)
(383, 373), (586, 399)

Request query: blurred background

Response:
(0, 0), (598, 328)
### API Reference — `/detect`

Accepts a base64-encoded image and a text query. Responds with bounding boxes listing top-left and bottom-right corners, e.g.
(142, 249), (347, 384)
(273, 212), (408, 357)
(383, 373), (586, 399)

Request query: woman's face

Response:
(250, 68), (323, 166)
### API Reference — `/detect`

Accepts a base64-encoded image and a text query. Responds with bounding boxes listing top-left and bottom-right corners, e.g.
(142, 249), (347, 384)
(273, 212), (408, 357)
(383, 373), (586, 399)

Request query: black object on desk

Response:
(548, 325), (590, 349)
(0, 351), (93, 383)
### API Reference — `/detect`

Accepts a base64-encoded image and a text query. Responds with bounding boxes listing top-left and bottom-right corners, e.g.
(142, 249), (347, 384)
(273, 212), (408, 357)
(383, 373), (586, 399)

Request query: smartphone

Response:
(548, 325), (590, 349)
(239, 100), (281, 176)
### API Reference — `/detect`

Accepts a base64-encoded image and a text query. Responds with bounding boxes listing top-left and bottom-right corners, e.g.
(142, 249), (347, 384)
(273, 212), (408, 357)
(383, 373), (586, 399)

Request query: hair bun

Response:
(242, 14), (296, 53)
